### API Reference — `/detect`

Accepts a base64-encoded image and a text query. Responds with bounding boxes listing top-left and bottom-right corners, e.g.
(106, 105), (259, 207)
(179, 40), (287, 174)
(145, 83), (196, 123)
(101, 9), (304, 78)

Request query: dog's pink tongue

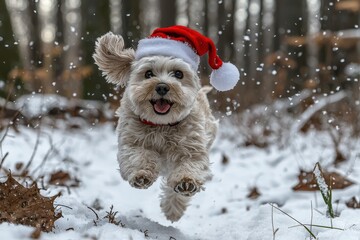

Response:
(154, 99), (171, 113)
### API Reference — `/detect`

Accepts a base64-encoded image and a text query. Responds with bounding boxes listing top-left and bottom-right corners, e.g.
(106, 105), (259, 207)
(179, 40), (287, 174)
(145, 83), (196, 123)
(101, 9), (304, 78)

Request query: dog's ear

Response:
(93, 32), (135, 87)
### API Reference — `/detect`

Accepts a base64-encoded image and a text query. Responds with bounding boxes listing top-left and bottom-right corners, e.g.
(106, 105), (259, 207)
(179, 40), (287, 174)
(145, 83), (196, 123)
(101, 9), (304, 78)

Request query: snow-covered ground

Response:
(1, 100), (360, 240)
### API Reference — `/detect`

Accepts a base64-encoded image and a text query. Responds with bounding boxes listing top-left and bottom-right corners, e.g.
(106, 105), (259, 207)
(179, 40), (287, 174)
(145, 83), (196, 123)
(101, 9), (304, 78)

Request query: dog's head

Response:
(93, 32), (201, 125)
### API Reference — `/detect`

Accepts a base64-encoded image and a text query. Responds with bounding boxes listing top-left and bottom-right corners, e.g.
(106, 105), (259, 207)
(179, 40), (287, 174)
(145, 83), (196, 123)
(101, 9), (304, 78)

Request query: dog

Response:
(94, 26), (238, 221)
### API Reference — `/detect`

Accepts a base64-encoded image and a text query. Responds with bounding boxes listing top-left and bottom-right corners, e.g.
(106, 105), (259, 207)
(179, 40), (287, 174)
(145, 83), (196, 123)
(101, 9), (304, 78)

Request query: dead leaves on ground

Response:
(0, 96), (117, 132)
(247, 187), (261, 200)
(292, 169), (354, 191)
(0, 174), (61, 232)
(346, 197), (360, 209)
(48, 170), (80, 188)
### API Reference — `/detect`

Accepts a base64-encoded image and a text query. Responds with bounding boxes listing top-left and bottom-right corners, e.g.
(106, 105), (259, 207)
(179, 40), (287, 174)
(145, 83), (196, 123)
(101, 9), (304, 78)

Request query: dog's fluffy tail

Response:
(160, 184), (191, 222)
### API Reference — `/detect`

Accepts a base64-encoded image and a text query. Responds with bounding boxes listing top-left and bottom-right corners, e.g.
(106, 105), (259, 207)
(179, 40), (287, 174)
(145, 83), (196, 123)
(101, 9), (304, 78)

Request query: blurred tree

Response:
(0, 0), (358, 114)
(0, 0), (19, 96)
(122, 0), (141, 47)
(61, 0), (83, 98)
(81, 0), (111, 100)
(5, 0), (40, 91)
(160, 0), (176, 27)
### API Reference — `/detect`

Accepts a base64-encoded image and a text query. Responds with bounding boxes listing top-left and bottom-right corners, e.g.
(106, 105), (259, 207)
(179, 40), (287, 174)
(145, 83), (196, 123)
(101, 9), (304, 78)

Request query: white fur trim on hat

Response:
(135, 38), (200, 70)
(210, 62), (240, 91)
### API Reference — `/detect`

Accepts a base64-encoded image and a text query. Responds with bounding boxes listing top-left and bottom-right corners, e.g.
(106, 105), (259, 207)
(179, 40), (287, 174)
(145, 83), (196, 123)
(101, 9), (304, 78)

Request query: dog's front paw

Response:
(174, 178), (200, 197)
(129, 170), (155, 189)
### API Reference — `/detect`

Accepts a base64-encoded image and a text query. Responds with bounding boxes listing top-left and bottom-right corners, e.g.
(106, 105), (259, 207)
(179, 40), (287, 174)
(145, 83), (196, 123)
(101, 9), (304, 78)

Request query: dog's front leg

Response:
(167, 152), (212, 197)
(118, 145), (160, 189)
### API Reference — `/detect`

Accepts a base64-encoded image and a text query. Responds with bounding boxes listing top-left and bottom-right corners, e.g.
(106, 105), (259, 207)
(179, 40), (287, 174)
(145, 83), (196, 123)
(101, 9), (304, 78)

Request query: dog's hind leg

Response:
(160, 183), (191, 222)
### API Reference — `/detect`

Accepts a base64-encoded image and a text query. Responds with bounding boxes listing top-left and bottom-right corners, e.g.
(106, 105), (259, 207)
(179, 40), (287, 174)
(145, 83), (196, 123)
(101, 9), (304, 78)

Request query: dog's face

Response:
(93, 32), (201, 125)
(126, 56), (200, 124)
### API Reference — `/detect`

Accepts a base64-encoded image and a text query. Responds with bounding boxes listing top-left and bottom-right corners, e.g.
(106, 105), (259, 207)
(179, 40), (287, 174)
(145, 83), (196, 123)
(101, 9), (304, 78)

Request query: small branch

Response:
(0, 152), (9, 170)
(0, 78), (15, 119)
(87, 206), (99, 221)
(290, 91), (347, 135)
(55, 204), (73, 210)
(0, 124), (10, 146)
(32, 134), (57, 176)
(22, 121), (42, 174)
(271, 204), (279, 240)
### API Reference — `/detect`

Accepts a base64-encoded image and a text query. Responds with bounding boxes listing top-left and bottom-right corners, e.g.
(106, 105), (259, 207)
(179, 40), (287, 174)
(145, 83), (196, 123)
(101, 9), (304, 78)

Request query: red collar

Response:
(140, 118), (180, 127)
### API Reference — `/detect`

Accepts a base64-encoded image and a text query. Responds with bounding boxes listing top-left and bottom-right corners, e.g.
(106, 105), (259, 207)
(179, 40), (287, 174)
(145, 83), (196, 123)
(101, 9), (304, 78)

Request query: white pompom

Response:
(210, 62), (240, 91)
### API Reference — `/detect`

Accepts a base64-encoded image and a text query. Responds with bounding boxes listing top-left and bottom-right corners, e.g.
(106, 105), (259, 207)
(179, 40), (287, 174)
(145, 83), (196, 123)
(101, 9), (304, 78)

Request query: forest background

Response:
(0, 0), (358, 116)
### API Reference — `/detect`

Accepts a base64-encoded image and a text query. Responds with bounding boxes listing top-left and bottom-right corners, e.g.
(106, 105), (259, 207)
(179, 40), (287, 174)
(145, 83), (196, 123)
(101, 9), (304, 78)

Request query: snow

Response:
(14, 94), (69, 117)
(345, 63), (360, 77)
(1, 100), (360, 239)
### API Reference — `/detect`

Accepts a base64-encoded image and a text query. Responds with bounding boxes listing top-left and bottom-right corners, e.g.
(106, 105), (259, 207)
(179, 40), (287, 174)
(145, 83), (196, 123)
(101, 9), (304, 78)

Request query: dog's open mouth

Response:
(150, 99), (173, 115)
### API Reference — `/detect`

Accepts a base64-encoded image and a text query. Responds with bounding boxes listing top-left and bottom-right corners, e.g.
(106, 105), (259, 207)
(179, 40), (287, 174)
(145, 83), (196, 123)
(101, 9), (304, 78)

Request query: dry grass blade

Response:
(289, 223), (344, 231)
(269, 203), (317, 239)
(271, 204), (279, 240)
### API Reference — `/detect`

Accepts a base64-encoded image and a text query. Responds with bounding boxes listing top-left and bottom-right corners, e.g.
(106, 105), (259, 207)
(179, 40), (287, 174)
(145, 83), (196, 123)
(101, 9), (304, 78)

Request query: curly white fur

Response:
(94, 32), (218, 222)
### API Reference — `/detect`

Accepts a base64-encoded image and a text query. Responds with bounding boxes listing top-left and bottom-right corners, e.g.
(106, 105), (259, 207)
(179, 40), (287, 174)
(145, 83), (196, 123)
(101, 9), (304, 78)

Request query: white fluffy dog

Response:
(94, 26), (238, 221)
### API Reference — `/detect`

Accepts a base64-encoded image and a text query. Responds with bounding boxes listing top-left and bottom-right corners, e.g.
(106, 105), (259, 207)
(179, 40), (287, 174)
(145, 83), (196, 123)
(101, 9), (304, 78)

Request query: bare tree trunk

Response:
(38, 0), (58, 94)
(262, 0), (274, 55)
(228, 0), (236, 63)
(110, 0), (122, 34)
(203, 0), (209, 36)
(217, 0), (226, 57)
(306, 0), (321, 82)
(61, 0), (82, 98)
(248, 0), (260, 82)
(216, 0), (236, 60)
(159, 0), (176, 27)
(122, 0), (141, 47)
(5, 0), (36, 90)
(234, 0), (248, 69)
(207, 0), (219, 43)
(140, 0), (159, 35)
(187, 0), (204, 30)
(261, 0), (275, 102)
(176, 0), (188, 26)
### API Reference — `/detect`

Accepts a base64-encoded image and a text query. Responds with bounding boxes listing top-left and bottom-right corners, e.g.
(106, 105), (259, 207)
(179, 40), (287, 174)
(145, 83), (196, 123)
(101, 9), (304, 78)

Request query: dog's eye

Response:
(145, 70), (155, 79)
(173, 70), (183, 79)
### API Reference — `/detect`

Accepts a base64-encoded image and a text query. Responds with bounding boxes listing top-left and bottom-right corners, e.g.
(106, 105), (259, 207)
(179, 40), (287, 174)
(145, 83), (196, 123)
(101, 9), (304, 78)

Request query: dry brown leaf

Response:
(247, 187), (261, 200)
(49, 171), (71, 185)
(346, 197), (360, 209)
(0, 174), (62, 232)
(15, 162), (24, 171)
(30, 227), (42, 239)
(221, 154), (229, 165)
(293, 170), (354, 191)
(48, 170), (80, 187)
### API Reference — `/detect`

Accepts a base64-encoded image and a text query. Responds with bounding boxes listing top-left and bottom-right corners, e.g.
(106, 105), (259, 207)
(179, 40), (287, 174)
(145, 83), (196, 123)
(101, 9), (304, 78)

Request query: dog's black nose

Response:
(155, 83), (170, 96)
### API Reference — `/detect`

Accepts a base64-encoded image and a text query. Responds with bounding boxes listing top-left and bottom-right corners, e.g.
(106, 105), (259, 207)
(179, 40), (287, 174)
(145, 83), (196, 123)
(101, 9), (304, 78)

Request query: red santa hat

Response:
(135, 25), (239, 91)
